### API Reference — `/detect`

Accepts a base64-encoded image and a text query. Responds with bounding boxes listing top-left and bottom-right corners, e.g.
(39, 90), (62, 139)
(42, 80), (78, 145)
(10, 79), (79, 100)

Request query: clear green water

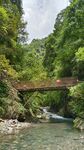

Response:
(0, 123), (84, 150)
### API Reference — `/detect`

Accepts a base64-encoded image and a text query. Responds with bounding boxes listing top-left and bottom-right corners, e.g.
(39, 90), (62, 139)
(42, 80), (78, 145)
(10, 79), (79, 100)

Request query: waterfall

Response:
(42, 107), (73, 123)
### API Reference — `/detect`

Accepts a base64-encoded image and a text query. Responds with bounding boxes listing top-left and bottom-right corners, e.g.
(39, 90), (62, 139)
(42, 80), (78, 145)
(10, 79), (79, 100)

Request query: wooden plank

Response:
(12, 77), (80, 92)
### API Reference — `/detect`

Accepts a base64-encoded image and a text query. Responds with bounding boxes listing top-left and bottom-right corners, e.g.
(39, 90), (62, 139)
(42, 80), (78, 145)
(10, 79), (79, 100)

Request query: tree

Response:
(0, 7), (8, 44)
(11, 0), (23, 14)
(76, 47), (84, 61)
(74, 47), (84, 80)
(0, 55), (17, 78)
(0, 0), (27, 53)
(44, 0), (84, 79)
(69, 83), (84, 118)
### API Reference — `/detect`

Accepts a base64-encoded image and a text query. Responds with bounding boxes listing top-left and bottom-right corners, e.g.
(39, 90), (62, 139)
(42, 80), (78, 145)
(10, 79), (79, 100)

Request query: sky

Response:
(23, 0), (69, 42)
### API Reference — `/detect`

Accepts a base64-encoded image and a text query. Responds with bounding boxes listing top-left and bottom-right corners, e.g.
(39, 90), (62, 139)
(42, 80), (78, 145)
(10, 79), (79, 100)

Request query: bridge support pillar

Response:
(63, 89), (70, 117)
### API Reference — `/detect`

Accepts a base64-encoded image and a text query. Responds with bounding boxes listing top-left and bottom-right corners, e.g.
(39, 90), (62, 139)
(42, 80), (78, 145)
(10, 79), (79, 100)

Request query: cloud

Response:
(22, 0), (69, 42)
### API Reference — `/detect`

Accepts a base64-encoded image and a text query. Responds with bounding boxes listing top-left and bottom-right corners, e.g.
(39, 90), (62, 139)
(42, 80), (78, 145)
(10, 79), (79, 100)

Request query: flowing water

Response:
(0, 123), (84, 150)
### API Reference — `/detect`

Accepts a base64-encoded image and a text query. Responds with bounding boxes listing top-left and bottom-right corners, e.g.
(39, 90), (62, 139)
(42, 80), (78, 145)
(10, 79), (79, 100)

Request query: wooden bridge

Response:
(13, 77), (80, 92)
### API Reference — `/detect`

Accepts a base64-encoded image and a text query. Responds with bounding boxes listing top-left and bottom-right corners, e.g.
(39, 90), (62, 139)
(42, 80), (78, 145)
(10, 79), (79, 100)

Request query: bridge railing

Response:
(12, 77), (79, 91)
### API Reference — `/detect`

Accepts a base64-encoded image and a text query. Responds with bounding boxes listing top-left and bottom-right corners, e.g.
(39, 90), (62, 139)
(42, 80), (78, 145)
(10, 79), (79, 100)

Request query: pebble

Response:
(0, 119), (32, 135)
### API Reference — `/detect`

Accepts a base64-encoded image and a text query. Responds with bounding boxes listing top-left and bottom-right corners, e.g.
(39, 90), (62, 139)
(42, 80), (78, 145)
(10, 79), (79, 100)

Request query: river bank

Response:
(74, 118), (84, 130)
(0, 119), (32, 135)
(0, 114), (84, 136)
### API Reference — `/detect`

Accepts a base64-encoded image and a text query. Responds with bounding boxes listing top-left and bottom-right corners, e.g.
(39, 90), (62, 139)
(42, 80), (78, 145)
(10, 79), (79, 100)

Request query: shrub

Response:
(69, 83), (84, 118)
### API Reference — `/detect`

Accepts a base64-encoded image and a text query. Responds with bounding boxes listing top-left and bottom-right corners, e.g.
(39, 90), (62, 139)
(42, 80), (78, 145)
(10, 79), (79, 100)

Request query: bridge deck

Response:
(12, 78), (79, 92)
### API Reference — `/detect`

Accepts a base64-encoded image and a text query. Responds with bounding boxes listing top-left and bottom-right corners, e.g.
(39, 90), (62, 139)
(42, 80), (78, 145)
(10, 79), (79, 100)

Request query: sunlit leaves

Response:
(76, 47), (84, 61)
(69, 83), (84, 117)
(0, 55), (18, 78)
(0, 7), (8, 37)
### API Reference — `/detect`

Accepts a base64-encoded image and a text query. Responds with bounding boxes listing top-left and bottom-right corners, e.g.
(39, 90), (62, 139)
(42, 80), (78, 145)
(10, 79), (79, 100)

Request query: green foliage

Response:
(19, 40), (47, 81)
(43, 0), (84, 118)
(44, 34), (56, 77)
(0, 7), (8, 38)
(0, 0), (27, 57)
(76, 47), (84, 61)
(44, 0), (84, 79)
(0, 80), (25, 118)
(0, 54), (18, 78)
(0, 0), (27, 119)
(0, 0), (84, 120)
(0, 97), (25, 119)
(22, 92), (43, 117)
(27, 39), (46, 60)
(74, 47), (84, 79)
(42, 91), (65, 112)
(69, 83), (84, 118)
(0, 81), (9, 97)
(10, 0), (23, 14)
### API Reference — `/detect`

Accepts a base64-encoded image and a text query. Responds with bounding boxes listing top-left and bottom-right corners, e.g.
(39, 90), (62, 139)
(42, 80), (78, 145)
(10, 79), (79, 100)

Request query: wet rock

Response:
(0, 118), (4, 122)
(18, 114), (26, 122)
